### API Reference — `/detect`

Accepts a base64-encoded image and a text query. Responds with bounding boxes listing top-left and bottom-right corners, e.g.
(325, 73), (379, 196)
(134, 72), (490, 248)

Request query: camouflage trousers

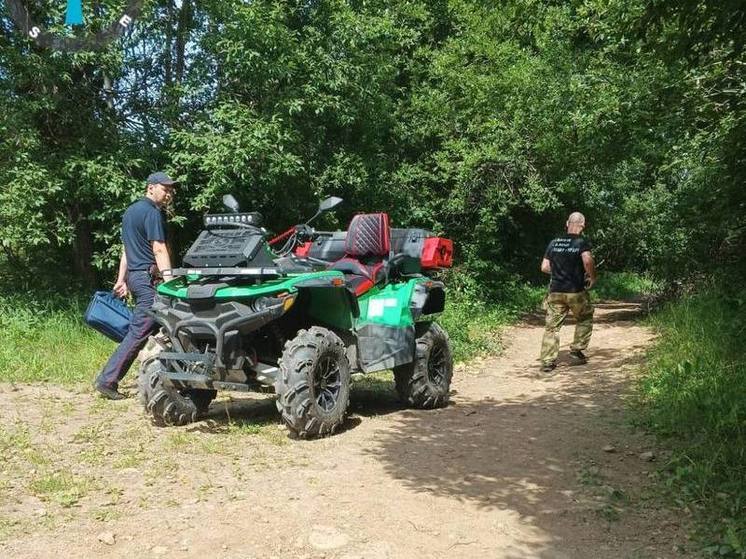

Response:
(540, 291), (594, 365)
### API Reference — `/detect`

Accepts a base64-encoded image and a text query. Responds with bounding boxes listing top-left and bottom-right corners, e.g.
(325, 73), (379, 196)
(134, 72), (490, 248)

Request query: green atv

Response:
(137, 195), (455, 438)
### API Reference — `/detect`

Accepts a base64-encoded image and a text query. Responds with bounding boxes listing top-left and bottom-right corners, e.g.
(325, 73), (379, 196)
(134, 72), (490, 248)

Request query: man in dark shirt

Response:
(93, 172), (176, 399)
(539, 212), (596, 373)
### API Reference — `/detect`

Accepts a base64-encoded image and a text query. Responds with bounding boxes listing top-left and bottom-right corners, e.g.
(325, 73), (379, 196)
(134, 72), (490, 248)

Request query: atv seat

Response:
(328, 213), (391, 296)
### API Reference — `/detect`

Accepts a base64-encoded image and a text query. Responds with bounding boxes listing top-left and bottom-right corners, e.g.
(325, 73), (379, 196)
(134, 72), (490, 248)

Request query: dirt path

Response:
(0, 302), (687, 558)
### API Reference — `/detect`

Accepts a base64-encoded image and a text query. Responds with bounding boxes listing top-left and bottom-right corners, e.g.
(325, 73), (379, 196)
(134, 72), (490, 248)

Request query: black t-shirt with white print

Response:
(544, 234), (592, 293)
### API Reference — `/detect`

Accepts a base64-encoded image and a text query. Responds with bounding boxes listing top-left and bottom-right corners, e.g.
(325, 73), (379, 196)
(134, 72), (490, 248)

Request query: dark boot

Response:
(569, 350), (587, 365)
(540, 362), (556, 373)
(94, 383), (127, 400)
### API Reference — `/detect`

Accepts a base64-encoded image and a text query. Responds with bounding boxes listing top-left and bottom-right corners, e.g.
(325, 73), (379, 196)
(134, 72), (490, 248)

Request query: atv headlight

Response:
(250, 297), (273, 312)
(250, 294), (295, 313)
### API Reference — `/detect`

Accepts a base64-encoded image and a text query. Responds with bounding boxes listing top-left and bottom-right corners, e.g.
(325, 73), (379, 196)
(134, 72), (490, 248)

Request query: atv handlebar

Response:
(268, 226), (296, 246)
(269, 224), (315, 246)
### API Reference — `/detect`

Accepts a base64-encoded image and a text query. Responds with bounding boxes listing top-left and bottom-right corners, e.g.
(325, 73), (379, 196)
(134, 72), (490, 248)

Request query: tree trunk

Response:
(67, 205), (97, 287)
(174, 0), (192, 85)
(164, 0), (174, 89)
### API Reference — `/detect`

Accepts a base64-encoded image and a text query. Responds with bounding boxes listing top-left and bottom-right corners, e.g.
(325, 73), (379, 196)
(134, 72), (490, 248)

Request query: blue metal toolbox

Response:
(83, 291), (132, 343)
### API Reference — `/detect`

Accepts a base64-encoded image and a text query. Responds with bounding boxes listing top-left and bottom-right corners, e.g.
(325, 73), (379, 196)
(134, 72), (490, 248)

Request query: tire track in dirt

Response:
(0, 301), (687, 558)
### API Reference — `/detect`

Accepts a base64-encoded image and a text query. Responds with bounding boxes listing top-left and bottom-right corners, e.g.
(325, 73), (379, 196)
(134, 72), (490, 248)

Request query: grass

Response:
(440, 279), (544, 362)
(0, 516), (19, 542)
(225, 420), (288, 445)
(91, 507), (123, 523)
(0, 424), (49, 467)
(112, 450), (146, 469)
(574, 463), (629, 524)
(28, 473), (94, 508)
(164, 418), (287, 454)
(637, 285), (746, 557)
(0, 292), (114, 384)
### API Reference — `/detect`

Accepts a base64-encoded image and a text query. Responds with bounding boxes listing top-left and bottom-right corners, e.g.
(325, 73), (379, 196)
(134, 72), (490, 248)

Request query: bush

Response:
(591, 272), (662, 301)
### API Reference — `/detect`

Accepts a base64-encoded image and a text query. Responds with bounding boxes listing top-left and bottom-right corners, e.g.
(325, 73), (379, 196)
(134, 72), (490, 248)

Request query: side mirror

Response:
(223, 194), (240, 213)
(318, 196), (343, 213)
(307, 196), (343, 225)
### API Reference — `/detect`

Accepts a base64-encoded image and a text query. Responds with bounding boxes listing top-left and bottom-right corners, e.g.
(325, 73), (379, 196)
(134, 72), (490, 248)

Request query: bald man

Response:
(539, 212), (596, 373)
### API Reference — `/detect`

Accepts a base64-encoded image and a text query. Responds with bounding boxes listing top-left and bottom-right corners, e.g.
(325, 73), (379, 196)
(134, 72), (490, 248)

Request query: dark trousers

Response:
(95, 271), (157, 389)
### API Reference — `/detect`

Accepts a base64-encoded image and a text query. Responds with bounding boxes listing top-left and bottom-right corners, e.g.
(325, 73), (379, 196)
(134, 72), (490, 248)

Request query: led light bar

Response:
(203, 212), (262, 227)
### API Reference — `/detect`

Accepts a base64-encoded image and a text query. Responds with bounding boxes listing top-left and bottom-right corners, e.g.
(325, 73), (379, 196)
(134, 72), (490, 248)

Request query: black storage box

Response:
(391, 228), (431, 274)
(305, 231), (348, 262)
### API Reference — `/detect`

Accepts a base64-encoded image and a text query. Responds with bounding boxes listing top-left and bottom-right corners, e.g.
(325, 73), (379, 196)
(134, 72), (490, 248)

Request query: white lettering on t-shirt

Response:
(551, 238), (581, 254)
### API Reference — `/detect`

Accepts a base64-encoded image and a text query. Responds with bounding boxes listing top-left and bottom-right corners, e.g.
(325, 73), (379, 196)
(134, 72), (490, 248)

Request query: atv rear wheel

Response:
(275, 327), (351, 438)
(138, 358), (216, 426)
(394, 322), (453, 408)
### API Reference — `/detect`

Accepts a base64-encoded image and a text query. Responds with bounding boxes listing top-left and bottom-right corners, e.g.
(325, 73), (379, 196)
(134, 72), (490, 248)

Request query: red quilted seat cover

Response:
(329, 213), (391, 295)
(344, 213), (390, 257)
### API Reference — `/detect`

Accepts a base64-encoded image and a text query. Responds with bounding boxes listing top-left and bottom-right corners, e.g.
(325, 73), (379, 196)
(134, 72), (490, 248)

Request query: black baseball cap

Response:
(146, 171), (177, 186)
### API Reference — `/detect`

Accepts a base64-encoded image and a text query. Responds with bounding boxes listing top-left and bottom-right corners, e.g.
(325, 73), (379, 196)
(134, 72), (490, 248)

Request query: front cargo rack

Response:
(164, 267), (281, 278)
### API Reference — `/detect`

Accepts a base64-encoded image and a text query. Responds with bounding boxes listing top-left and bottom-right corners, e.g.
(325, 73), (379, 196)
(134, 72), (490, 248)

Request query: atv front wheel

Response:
(275, 327), (351, 438)
(138, 359), (216, 426)
(394, 322), (453, 408)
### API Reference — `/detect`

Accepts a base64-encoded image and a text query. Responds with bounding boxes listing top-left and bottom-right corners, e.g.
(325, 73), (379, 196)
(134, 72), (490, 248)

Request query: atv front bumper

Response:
(149, 295), (288, 369)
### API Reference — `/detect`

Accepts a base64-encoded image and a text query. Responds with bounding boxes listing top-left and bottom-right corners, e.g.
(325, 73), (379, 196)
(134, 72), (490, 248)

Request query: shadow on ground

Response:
(360, 306), (670, 558)
(189, 374), (404, 434)
(514, 343), (649, 380)
(523, 301), (646, 327)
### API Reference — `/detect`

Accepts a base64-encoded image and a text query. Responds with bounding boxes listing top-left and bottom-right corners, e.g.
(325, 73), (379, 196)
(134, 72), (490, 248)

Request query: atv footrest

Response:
(160, 372), (213, 390)
(156, 352), (217, 390)
(158, 351), (215, 365)
(157, 371), (252, 392)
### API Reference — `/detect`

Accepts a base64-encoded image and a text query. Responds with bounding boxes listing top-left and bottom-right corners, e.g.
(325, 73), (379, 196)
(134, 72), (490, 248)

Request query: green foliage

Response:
(1, 0), (744, 285)
(0, 292), (114, 385)
(439, 269), (544, 362)
(29, 472), (94, 508)
(639, 286), (746, 556)
(591, 272), (662, 302)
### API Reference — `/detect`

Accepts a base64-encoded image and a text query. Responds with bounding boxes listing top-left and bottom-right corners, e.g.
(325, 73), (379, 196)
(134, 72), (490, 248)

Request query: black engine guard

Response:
(148, 297), (286, 370)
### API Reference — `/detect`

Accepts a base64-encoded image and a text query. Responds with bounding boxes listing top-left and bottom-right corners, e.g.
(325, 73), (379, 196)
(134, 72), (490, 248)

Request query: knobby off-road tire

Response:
(138, 351), (216, 427)
(274, 327), (351, 439)
(394, 322), (453, 408)
(137, 334), (169, 408)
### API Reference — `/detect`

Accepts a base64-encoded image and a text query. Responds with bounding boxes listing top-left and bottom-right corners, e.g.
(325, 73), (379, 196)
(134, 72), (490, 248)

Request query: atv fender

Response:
(356, 322), (415, 372)
(295, 280), (359, 331)
(410, 280), (446, 320)
(355, 279), (445, 373)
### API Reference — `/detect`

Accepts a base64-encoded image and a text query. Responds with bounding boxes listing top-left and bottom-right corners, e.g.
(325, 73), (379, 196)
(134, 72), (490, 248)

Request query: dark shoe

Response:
(569, 350), (587, 365)
(540, 362), (556, 373)
(94, 384), (126, 400)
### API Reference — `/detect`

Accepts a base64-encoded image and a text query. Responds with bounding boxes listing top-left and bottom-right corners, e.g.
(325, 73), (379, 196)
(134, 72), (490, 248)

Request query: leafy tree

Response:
(0, 0), (743, 289)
